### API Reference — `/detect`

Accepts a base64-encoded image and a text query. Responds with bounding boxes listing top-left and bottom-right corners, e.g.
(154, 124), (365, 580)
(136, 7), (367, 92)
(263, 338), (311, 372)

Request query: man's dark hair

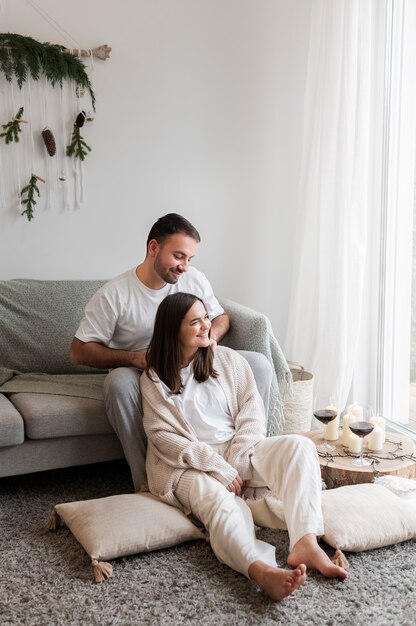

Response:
(146, 292), (217, 393)
(146, 213), (201, 248)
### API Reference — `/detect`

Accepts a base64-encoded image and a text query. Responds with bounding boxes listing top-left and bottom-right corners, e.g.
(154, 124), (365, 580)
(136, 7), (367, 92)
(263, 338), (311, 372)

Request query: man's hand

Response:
(226, 474), (244, 496)
(130, 350), (147, 370)
(209, 338), (218, 352)
(70, 338), (147, 370)
(210, 313), (230, 345)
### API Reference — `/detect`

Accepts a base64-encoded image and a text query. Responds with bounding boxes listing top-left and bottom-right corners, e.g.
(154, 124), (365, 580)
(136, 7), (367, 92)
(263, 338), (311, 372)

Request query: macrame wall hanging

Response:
(0, 4), (111, 221)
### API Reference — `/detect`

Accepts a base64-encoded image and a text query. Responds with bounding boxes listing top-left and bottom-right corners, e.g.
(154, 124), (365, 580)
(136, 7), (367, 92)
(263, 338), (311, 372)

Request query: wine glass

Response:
(348, 405), (375, 466)
(313, 392), (338, 453)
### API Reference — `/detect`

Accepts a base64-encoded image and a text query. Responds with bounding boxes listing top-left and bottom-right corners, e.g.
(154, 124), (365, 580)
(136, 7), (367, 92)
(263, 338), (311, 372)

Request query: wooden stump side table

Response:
(305, 430), (416, 489)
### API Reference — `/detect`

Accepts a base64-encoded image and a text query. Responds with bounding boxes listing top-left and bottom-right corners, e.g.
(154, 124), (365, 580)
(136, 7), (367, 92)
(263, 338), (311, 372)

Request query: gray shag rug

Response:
(1, 460), (415, 626)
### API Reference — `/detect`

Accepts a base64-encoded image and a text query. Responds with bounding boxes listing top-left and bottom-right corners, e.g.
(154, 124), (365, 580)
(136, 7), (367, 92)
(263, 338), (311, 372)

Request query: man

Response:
(70, 213), (272, 490)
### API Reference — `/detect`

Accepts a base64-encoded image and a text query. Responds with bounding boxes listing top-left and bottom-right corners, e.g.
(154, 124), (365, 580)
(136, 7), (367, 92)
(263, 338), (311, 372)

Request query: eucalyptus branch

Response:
(66, 125), (91, 161)
(0, 106), (26, 143)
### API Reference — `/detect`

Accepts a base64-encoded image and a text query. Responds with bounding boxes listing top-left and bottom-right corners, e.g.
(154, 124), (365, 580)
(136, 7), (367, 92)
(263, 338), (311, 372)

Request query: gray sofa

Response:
(0, 279), (289, 479)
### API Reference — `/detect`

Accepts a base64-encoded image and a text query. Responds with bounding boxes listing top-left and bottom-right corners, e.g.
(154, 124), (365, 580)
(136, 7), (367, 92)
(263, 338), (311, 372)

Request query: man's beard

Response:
(154, 258), (183, 284)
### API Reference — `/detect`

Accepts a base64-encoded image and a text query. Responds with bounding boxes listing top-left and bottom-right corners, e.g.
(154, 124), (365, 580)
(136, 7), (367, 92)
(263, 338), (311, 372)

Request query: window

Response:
(355, 0), (416, 431)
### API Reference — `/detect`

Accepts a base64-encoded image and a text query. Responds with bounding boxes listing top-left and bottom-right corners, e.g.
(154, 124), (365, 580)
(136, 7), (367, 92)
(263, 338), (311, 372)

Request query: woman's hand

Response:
(226, 474), (245, 496)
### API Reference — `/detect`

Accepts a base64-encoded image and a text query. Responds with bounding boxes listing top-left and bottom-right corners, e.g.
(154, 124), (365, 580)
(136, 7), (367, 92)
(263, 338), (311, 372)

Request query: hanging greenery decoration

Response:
(66, 125), (91, 160)
(20, 174), (42, 221)
(66, 111), (91, 160)
(0, 33), (96, 111)
(0, 106), (26, 143)
(0, 32), (109, 219)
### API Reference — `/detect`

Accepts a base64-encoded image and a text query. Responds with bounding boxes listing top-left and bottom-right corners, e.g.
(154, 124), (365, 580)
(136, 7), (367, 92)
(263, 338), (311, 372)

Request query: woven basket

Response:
(282, 362), (314, 434)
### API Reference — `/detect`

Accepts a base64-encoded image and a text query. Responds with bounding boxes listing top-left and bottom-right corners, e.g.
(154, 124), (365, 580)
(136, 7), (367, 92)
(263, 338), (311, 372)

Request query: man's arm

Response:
(70, 337), (147, 370)
(210, 313), (230, 345)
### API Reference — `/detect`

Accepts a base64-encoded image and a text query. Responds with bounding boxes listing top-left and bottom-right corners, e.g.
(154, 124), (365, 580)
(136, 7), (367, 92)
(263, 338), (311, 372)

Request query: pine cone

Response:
(75, 111), (86, 128)
(41, 128), (56, 157)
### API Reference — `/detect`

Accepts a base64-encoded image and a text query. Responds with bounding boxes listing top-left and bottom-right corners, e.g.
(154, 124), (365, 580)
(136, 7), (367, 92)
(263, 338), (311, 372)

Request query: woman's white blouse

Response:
(157, 364), (235, 444)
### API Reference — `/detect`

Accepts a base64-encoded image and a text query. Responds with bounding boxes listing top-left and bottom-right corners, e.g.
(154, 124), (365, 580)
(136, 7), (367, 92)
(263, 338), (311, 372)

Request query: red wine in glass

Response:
(313, 408), (337, 451)
(313, 409), (338, 425)
(349, 421), (374, 466)
(349, 421), (374, 438)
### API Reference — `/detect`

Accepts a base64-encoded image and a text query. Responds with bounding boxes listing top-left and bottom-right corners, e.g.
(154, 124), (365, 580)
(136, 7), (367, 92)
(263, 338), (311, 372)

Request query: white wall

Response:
(0, 0), (311, 340)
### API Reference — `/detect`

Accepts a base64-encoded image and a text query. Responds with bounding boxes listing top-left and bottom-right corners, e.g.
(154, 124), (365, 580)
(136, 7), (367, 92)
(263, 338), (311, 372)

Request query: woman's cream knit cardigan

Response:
(140, 346), (266, 514)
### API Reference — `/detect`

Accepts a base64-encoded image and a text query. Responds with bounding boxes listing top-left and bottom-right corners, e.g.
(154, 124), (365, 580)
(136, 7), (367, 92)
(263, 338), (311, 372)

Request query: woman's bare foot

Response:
(248, 561), (307, 601)
(287, 534), (348, 579)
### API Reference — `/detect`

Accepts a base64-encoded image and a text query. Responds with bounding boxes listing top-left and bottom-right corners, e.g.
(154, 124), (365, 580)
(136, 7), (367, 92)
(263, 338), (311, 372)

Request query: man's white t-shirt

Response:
(75, 266), (224, 352)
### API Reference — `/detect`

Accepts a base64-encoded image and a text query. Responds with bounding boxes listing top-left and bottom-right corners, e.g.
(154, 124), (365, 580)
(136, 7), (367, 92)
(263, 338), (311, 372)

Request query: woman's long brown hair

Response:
(145, 292), (217, 393)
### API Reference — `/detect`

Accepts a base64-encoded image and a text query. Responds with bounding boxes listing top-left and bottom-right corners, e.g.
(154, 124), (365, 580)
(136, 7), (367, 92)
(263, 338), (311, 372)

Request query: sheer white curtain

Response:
(284, 0), (378, 411)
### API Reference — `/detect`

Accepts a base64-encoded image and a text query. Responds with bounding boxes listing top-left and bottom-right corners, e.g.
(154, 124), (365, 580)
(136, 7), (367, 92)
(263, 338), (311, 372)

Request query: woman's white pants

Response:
(187, 435), (324, 578)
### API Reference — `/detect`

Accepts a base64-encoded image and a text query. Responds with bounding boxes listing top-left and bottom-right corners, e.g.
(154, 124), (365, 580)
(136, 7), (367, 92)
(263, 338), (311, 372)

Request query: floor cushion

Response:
(47, 492), (205, 582)
(247, 482), (416, 552)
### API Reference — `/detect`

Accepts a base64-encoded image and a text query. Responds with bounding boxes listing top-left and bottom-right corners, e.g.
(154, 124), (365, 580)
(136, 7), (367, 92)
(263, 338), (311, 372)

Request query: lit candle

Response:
(347, 401), (363, 421)
(325, 404), (340, 441)
(348, 433), (362, 454)
(368, 426), (383, 451)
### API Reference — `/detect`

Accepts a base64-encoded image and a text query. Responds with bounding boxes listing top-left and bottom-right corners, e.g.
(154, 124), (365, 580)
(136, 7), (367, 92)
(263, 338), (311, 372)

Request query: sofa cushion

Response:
(0, 279), (105, 375)
(0, 393), (24, 447)
(8, 393), (113, 440)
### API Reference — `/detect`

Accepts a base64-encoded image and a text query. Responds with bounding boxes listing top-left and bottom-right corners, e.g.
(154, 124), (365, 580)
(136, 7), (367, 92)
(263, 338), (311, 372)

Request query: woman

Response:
(140, 293), (348, 602)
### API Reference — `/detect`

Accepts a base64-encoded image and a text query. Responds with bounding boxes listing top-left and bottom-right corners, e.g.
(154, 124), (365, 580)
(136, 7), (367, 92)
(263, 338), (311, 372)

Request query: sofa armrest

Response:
(0, 393), (24, 447)
(218, 297), (270, 352)
(217, 297), (290, 436)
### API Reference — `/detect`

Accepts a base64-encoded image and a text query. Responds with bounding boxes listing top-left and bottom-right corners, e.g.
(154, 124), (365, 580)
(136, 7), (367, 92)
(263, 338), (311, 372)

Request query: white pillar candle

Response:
(376, 416), (386, 443)
(368, 426), (383, 451)
(370, 416), (386, 443)
(348, 433), (362, 454)
(342, 413), (352, 446)
(348, 402), (363, 421)
(325, 404), (340, 441)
